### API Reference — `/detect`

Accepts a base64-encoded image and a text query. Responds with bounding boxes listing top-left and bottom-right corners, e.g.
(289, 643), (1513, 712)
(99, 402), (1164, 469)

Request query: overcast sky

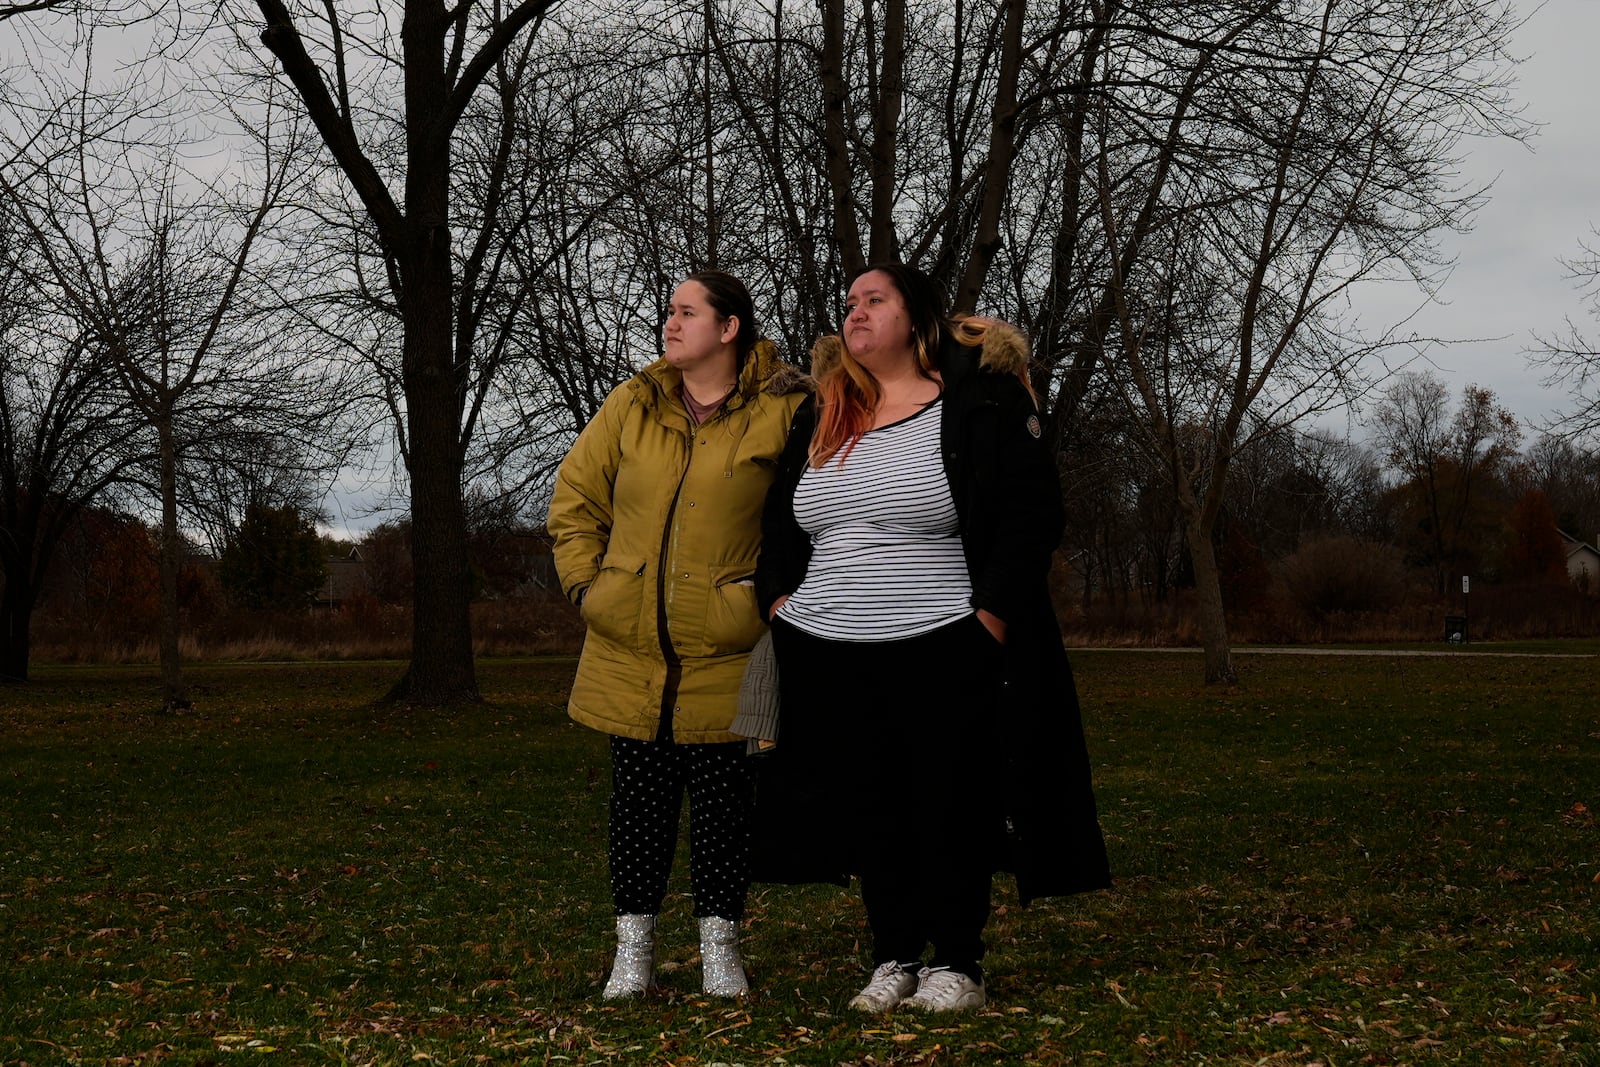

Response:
(313, 0), (1600, 534)
(1352, 0), (1600, 429)
(8, 3), (1595, 535)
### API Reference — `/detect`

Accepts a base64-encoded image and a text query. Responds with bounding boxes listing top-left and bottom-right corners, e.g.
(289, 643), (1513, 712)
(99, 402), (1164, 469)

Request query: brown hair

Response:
(684, 269), (759, 358)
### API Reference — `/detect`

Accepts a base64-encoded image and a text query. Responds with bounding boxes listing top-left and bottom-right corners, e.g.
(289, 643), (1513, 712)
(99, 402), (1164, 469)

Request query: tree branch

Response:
(254, 0), (406, 250)
(0, 0), (68, 23)
(438, 0), (559, 151)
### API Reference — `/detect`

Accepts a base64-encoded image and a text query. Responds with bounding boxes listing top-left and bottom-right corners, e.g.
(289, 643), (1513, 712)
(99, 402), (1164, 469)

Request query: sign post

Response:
(1461, 575), (1470, 644)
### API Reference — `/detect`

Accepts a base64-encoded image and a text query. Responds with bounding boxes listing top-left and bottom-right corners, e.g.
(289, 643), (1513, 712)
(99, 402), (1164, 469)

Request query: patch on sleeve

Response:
(1026, 414), (1042, 439)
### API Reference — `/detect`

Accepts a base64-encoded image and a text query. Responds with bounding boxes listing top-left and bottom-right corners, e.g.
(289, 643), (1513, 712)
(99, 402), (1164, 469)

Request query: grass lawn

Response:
(2, 649), (1597, 1065)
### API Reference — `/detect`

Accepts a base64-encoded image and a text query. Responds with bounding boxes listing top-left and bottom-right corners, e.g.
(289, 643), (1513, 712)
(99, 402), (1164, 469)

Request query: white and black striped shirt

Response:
(777, 399), (974, 641)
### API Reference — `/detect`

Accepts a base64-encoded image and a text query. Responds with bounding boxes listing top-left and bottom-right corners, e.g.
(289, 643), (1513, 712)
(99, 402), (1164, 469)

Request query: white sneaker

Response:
(847, 961), (921, 1011)
(901, 965), (986, 1011)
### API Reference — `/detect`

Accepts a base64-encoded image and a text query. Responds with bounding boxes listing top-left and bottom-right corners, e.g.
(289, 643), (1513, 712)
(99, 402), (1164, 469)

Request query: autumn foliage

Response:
(1500, 489), (1568, 583)
(23, 505), (581, 662)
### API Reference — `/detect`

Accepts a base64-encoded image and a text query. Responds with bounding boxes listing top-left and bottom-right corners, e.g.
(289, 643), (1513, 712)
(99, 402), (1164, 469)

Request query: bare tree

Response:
(3, 37), (352, 706)
(1085, 0), (1522, 682)
(1372, 371), (1521, 593)
(1512, 434), (1600, 546)
(1, 37), (155, 683)
(1530, 228), (1600, 441)
(0, 0), (161, 20)
(433, 16), (685, 519)
(683, 1), (1097, 334)
(588, 1), (1521, 680)
(239, 0), (571, 705)
(103, 192), (346, 708)
(179, 430), (337, 556)
(1056, 401), (1183, 614)
(0, 201), (144, 682)
(1292, 428), (1390, 544)
(697, 1), (837, 344)
(247, 5), (680, 587)
(814, 0), (1063, 300)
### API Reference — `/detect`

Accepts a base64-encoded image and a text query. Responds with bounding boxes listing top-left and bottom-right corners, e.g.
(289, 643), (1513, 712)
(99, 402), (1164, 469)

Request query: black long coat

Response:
(751, 328), (1111, 905)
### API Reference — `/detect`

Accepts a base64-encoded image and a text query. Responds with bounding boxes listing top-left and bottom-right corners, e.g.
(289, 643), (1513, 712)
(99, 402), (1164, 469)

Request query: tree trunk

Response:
(384, 10), (480, 705)
(952, 0), (1023, 313)
(388, 288), (479, 704)
(1185, 519), (1237, 685)
(1, 576), (34, 684)
(819, 0), (864, 275)
(157, 417), (191, 710)
(866, 0), (905, 263)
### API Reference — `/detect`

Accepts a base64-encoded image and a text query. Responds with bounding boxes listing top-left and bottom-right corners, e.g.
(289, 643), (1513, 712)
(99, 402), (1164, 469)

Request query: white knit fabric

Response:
(777, 400), (973, 641)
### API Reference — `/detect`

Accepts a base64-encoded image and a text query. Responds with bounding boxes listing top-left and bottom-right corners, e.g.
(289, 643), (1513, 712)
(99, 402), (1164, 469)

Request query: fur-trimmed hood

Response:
(808, 316), (1031, 384)
(638, 337), (812, 410)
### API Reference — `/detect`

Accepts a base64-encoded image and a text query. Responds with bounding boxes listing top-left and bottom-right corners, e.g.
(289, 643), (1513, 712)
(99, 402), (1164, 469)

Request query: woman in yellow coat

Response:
(548, 270), (807, 999)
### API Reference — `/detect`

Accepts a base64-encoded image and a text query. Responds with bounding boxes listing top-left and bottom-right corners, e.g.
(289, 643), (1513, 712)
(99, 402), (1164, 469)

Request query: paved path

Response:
(1071, 646), (1594, 658)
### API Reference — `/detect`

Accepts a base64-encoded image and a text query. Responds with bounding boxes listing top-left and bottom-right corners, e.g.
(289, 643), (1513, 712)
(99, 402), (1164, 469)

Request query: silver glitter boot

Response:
(698, 915), (749, 996)
(602, 913), (656, 1000)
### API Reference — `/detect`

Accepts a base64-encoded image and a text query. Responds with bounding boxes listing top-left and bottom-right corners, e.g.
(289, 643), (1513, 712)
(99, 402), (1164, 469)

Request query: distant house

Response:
(317, 546), (371, 607)
(1560, 531), (1600, 595)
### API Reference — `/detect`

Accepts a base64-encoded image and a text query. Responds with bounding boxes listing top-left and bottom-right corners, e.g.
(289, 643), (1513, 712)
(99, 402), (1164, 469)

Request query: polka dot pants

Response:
(608, 735), (754, 921)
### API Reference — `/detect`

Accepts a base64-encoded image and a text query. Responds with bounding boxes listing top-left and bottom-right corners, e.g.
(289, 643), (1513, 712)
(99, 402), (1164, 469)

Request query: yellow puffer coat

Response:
(549, 340), (809, 743)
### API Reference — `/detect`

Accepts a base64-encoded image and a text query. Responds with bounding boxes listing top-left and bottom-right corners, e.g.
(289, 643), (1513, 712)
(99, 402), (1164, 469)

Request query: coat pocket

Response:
(701, 563), (765, 655)
(580, 554), (648, 648)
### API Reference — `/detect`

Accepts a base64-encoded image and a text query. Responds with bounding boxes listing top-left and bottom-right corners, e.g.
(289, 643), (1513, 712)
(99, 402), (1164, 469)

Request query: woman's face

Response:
(663, 280), (738, 373)
(843, 270), (914, 364)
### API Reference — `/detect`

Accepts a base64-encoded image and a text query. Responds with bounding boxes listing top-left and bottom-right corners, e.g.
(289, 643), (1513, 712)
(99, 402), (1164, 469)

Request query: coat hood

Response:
(637, 337), (812, 411)
(808, 316), (1031, 384)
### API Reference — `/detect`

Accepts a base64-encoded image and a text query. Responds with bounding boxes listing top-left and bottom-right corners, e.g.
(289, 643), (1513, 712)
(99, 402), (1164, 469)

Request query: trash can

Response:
(1443, 615), (1467, 643)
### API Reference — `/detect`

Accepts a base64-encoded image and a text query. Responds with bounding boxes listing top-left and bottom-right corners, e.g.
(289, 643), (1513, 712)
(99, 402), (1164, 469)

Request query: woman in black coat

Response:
(751, 262), (1109, 1014)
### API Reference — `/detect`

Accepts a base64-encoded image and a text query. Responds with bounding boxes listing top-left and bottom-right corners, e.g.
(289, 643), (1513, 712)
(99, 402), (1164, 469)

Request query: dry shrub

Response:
(30, 555), (1590, 666)
(473, 593), (584, 656)
(1277, 535), (1408, 619)
(1458, 581), (1600, 639)
(1058, 592), (1203, 647)
(1232, 597), (1449, 644)
(31, 588), (584, 664)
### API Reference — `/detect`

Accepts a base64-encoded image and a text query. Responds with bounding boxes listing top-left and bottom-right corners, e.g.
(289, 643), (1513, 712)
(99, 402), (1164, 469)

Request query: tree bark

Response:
(1183, 517), (1237, 685)
(819, 0), (865, 275)
(1, 559), (35, 683)
(381, 0), (480, 704)
(157, 416), (190, 710)
(388, 246), (480, 704)
(953, 0), (1023, 313)
(866, 0), (905, 264)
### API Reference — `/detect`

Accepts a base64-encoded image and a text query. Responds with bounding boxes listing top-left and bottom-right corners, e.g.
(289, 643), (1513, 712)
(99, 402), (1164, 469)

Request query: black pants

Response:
(608, 735), (754, 921)
(771, 613), (1004, 978)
